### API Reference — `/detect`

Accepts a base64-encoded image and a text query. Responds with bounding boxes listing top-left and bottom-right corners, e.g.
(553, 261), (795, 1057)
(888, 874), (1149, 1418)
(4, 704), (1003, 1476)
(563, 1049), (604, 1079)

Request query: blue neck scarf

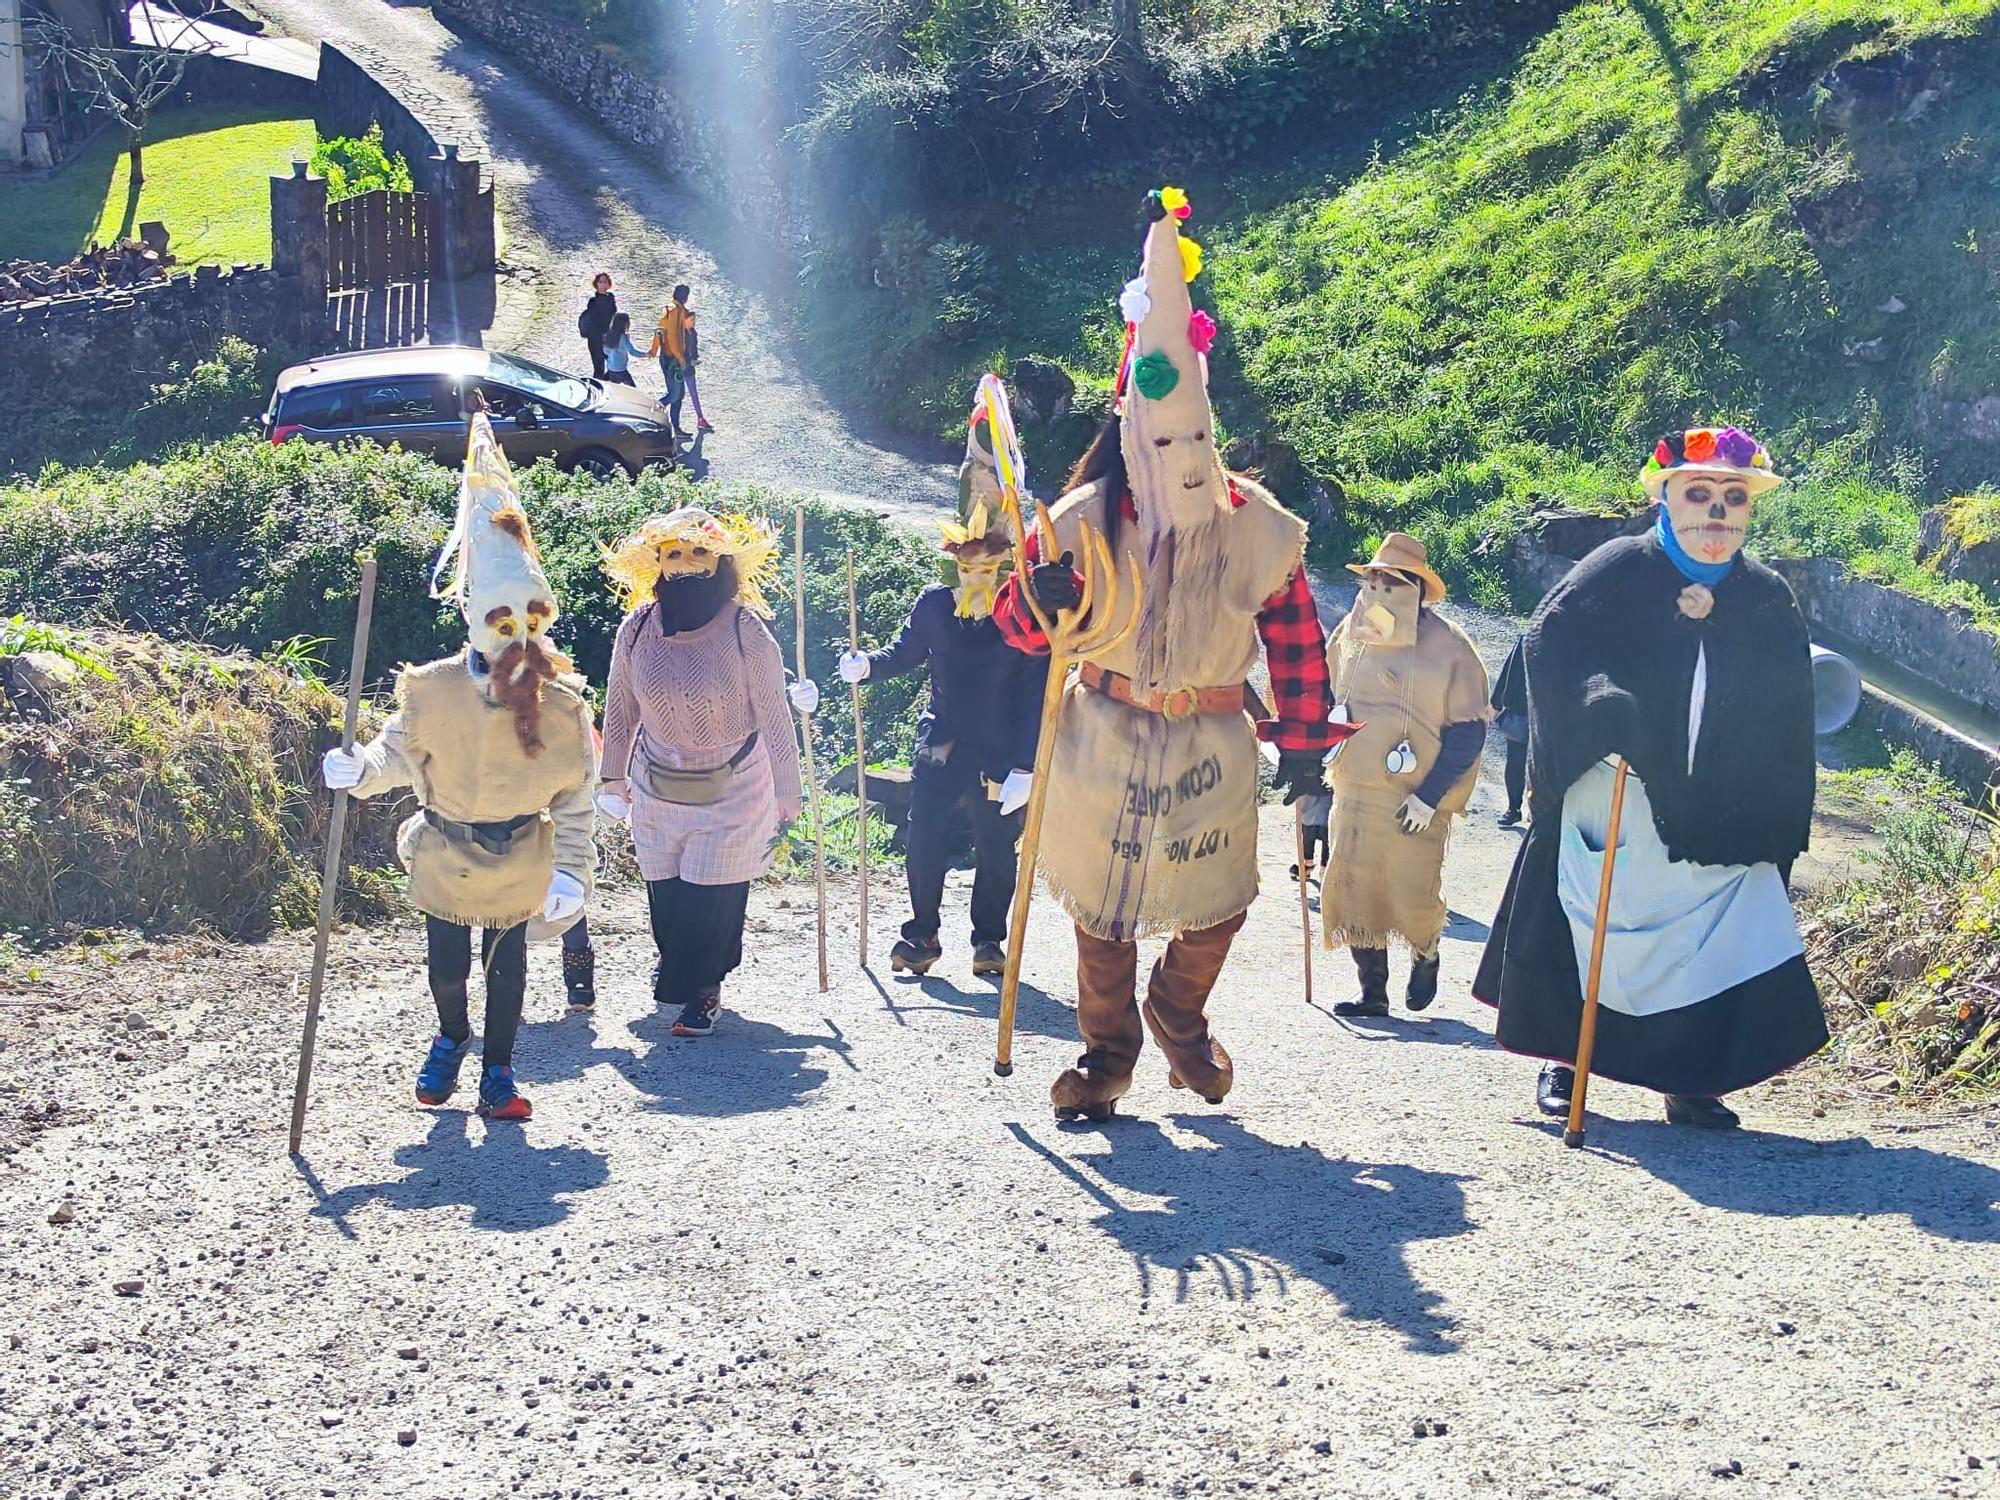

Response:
(1654, 503), (1735, 586)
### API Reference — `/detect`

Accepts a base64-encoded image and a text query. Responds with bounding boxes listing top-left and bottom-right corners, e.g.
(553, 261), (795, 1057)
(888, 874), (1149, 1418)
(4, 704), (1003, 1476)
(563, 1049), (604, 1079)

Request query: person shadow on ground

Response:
(1606, 1126), (2000, 1242)
(305, 1112), (609, 1234)
(1008, 1115), (1472, 1354)
(862, 966), (1076, 1043)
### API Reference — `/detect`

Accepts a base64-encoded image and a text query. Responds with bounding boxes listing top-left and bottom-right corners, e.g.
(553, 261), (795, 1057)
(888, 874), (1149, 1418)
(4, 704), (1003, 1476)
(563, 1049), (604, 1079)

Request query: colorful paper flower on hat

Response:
(1187, 308), (1217, 355)
(1179, 236), (1204, 283)
(1715, 426), (1760, 467)
(1683, 427), (1719, 463)
(1160, 185), (1191, 220)
(1119, 275), (1151, 325)
(1132, 351), (1180, 401)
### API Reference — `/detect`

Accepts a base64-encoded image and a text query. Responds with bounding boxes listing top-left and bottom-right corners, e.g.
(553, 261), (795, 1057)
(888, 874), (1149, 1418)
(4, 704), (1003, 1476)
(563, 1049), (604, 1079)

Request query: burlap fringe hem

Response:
(412, 901), (541, 932)
(1322, 924), (1443, 959)
(1042, 871), (1255, 945)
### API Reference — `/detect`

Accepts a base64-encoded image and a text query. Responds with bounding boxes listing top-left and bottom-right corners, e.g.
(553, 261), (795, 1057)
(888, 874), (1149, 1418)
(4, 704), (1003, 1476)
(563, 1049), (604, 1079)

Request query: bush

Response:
(310, 124), (415, 202)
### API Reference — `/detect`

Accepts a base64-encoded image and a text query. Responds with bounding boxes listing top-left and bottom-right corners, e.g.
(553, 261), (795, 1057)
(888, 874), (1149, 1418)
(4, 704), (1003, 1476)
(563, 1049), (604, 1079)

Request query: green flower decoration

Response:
(1132, 351), (1180, 401)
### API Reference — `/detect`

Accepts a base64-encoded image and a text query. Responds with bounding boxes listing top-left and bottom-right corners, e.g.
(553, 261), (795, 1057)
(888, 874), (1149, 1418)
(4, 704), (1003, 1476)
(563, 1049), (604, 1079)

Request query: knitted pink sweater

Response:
(601, 601), (803, 821)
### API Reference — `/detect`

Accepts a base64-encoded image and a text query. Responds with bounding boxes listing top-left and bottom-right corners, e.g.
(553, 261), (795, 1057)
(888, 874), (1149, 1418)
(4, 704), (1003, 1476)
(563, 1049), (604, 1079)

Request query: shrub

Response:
(310, 124), (415, 202)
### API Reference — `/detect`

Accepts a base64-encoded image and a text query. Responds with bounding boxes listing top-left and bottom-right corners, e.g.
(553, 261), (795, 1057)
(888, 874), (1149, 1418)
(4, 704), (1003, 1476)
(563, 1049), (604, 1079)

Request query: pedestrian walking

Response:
(580, 272), (617, 380)
(1492, 633), (1529, 827)
(601, 311), (645, 387)
(651, 284), (698, 437)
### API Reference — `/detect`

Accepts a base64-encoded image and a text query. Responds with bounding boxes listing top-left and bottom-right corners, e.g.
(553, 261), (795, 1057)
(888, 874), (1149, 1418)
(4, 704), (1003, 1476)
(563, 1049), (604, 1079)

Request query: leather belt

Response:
(424, 808), (538, 857)
(1078, 662), (1251, 721)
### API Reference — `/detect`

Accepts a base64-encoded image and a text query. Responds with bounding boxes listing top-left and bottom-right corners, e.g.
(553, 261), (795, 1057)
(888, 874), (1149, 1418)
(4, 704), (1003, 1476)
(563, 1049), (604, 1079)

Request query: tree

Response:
(1108, 0), (1144, 79)
(24, 0), (223, 186)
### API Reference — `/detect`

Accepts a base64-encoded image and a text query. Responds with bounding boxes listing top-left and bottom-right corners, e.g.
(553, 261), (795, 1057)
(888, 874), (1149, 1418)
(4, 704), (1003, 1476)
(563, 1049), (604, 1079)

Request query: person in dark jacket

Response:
(1491, 634), (1529, 826)
(838, 419), (1047, 977)
(580, 272), (616, 379)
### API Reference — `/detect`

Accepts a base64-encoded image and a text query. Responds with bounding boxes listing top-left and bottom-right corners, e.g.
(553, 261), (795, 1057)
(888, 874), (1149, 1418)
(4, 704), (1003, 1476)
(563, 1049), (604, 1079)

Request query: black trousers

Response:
(425, 917), (527, 1070)
(585, 335), (607, 378)
(562, 914), (592, 953)
(904, 753), (1022, 947)
(1504, 736), (1528, 814)
(647, 878), (750, 1005)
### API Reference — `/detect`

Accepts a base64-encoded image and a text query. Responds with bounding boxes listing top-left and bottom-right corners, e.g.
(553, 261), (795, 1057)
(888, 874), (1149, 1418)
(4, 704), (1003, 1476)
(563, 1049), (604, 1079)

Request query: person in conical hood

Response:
(992, 188), (1346, 1120)
(839, 377), (1049, 976)
(596, 503), (818, 1038)
(1320, 532), (1490, 1019)
(1475, 426), (1828, 1131)
(321, 396), (599, 1122)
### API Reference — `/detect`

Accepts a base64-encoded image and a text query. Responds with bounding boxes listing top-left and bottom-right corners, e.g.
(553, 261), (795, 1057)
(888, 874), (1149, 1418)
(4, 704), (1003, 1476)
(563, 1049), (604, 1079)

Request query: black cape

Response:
(1473, 533), (1829, 1096)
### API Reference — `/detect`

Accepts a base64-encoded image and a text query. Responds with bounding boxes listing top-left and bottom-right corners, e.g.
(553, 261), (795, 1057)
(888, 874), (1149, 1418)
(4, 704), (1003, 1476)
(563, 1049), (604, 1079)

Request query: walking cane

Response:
(795, 507), (829, 994)
(847, 549), (870, 969)
(1565, 756), (1631, 1149)
(993, 494), (1143, 1076)
(288, 554), (379, 1155)
(1295, 802), (1314, 1007)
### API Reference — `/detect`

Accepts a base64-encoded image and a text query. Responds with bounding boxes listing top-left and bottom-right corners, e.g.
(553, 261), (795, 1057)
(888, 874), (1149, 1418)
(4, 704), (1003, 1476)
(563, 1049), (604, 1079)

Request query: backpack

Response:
(577, 305), (593, 339)
(683, 323), (699, 366)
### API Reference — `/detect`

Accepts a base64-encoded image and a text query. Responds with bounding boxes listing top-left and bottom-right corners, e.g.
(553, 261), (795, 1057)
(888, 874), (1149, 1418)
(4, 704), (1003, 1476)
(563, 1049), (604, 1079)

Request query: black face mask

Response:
(654, 566), (734, 634)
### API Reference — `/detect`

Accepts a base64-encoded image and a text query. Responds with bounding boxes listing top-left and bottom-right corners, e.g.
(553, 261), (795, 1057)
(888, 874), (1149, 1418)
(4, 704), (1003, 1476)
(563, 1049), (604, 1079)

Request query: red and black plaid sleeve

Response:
(993, 529), (1054, 656)
(1255, 564), (1337, 752)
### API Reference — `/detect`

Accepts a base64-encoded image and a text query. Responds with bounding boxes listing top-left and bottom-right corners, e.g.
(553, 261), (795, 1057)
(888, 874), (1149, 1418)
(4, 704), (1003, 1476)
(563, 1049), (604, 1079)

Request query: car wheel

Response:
(565, 447), (630, 481)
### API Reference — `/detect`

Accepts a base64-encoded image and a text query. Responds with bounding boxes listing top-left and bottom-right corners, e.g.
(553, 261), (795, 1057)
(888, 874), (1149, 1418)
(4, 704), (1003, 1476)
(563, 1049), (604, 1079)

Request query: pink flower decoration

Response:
(1188, 309), (1217, 355)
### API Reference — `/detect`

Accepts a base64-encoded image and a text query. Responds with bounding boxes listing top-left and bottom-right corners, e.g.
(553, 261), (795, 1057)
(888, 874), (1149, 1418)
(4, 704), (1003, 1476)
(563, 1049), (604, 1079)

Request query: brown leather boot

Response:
(1053, 924), (1145, 1121)
(1050, 1051), (1134, 1122)
(1139, 913), (1246, 1105)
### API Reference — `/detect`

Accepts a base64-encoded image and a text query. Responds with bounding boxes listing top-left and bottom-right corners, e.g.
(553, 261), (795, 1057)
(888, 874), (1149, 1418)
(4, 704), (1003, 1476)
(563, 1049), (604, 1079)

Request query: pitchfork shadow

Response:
(306, 1112), (609, 1233)
(1007, 1116), (1471, 1354)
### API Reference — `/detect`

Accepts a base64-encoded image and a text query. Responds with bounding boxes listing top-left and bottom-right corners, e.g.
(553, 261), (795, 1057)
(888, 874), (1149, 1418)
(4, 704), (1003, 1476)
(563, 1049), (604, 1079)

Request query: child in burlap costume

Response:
(324, 407), (597, 1121)
(995, 188), (1339, 1120)
(1321, 534), (1489, 1018)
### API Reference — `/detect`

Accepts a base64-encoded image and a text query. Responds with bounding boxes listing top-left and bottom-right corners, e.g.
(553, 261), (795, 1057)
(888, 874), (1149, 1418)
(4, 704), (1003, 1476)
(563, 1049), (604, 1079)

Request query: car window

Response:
(478, 385), (536, 421)
(485, 352), (593, 412)
(278, 384), (355, 430)
(355, 378), (457, 424)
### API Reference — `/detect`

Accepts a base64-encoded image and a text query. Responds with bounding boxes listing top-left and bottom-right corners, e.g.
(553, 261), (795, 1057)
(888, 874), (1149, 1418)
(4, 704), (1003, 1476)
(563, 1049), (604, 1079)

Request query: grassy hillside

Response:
(802, 0), (2000, 614)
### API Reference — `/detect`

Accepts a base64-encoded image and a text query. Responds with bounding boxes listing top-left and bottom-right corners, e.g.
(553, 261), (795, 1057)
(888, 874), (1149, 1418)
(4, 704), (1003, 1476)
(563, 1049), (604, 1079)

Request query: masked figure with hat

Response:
(1322, 533), (1490, 1016)
(321, 400), (598, 1121)
(1474, 427), (1828, 1129)
(596, 506), (814, 1038)
(994, 187), (1342, 1119)
(837, 384), (1049, 978)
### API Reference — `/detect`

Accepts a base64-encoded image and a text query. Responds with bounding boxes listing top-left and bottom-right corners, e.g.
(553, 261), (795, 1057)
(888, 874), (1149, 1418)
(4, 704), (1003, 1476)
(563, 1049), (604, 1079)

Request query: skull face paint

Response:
(1663, 470), (1754, 565)
(1347, 569), (1420, 647)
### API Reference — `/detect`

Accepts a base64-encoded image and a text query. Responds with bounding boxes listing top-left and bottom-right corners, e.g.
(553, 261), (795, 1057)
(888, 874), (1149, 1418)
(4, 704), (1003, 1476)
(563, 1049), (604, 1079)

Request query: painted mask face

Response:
(1663, 470), (1754, 565)
(1347, 569), (1420, 647)
(657, 536), (721, 580)
(952, 555), (1006, 619)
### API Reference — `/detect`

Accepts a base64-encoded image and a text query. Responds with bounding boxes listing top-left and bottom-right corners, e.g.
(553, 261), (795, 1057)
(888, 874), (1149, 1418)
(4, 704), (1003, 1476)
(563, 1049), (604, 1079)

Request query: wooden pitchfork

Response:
(1565, 756), (1631, 1149)
(795, 507), (829, 994)
(993, 493), (1143, 1077)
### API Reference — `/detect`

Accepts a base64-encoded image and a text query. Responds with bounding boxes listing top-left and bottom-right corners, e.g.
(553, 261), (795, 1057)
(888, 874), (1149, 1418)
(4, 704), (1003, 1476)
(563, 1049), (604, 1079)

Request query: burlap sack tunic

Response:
(1321, 611), (1488, 954)
(1039, 478), (1304, 941)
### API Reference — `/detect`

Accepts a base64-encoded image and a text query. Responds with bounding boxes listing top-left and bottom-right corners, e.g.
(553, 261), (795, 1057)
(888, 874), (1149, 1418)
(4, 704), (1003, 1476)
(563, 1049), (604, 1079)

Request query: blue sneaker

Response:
(476, 1065), (532, 1121)
(415, 1033), (471, 1106)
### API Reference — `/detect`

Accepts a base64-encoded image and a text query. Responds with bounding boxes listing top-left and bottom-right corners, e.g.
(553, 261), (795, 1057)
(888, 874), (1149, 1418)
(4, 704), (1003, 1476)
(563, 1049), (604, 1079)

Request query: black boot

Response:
(1536, 1062), (1575, 1117)
(1664, 1094), (1741, 1130)
(1333, 947), (1391, 1017)
(891, 936), (943, 976)
(563, 946), (596, 1014)
(1406, 951), (1441, 1011)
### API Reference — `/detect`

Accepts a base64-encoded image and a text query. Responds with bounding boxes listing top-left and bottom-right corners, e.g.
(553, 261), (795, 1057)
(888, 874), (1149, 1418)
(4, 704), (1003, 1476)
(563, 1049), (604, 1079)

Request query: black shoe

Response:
(1332, 946), (1391, 1017)
(1664, 1094), (1741, 1130)
(970, 941), (1006, 977)
(1536, 1063), (1575, 1117)
(672, 990), (721, 1038)
(1406, 952), (1441, 1012)
(891, 937), (942, 976)
(1499, 807), (1522, 828)
(562, 946), (596, 1013)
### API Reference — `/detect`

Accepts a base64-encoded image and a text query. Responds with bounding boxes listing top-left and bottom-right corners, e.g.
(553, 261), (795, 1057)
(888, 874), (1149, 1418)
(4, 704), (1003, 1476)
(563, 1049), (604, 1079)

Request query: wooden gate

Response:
(326, 189), (437, 292)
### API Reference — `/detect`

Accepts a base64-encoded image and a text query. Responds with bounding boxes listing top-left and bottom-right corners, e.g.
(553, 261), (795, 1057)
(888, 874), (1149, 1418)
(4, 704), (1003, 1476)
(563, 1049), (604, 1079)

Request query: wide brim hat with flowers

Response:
(1639, 426), (1785, 501)
(601, 506), (781, 616)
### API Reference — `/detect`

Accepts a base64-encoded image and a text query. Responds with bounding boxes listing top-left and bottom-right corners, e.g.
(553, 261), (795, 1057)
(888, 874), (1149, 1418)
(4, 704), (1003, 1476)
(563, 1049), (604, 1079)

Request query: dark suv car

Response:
(263, 346), (677, 477)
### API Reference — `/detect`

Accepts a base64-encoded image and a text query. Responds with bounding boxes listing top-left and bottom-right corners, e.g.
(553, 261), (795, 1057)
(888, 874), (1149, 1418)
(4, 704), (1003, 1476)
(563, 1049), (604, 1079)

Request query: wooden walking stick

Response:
(993, 493), (1143, 1076)
(846, 549), (870, 969)
(795, 506), (829, 994)
(1565, 756), (1631, 1149)
(1295, 802), (1314, 1007)
(288, 554), (379, 1155)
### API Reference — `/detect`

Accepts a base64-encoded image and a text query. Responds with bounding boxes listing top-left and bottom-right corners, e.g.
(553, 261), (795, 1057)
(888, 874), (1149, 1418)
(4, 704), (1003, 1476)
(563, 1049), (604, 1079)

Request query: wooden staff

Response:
(846, 549), (869, 968)
(1565, 757), (1631, 1149)
(994, 495), (1143, 1077)
(795, 506), (829, 994)
(288, 554), (379, 1155)
(1295, 801), (1314, 1007)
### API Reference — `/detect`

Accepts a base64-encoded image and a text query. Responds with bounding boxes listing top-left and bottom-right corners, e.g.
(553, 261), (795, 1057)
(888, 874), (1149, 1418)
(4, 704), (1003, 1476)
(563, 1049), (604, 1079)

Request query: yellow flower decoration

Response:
(1159, 185), (1189, 217)
(1178, 236), (1204, 283)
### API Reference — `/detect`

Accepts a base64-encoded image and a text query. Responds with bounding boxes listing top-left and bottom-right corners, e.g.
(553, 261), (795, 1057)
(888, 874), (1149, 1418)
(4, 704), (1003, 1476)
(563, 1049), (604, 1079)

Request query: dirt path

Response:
(237, 0), (956, 518)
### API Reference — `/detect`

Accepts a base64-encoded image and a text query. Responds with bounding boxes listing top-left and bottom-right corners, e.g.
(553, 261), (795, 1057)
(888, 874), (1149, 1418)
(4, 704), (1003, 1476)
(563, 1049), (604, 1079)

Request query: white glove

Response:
(837, 649), (871, 685)
(1396, 794), (1436, 836)
(999, 769), (1033, 816)
(788, 678), (821, 716)
(543, 870), (586, 925)
(594, 785), (631, 824)
(321, 745), (365, 791)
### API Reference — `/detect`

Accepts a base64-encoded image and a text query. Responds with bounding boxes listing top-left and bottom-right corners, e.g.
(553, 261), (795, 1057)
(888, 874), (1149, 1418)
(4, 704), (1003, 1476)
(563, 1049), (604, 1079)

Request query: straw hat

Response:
(1348, 532), (1447, 605)
(1638, 426), (1785, 502)
(601, 505), (781, 616)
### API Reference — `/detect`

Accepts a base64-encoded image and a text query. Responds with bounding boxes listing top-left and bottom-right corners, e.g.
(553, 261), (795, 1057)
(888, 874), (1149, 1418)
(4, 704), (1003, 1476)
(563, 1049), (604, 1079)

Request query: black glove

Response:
(1029, 551), (1081, 614)
(1272, 750), (1328, 806)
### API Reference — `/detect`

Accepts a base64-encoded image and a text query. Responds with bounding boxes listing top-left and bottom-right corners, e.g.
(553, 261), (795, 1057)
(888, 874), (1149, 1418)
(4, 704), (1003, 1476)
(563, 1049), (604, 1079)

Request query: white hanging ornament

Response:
(1386, 739), (1418, 776)
(1119, 275), (1151, 325)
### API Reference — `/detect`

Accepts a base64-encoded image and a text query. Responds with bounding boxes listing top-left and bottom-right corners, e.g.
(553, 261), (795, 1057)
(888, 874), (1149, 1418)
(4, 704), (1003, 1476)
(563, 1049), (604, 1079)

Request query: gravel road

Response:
(237, 0), (957, 519)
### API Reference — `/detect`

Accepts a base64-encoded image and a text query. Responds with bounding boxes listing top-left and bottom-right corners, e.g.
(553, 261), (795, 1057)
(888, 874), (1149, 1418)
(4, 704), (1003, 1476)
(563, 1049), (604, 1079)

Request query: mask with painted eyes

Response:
(657, 537), (721, 579)
(1663, 470), (1755, 566)
(1346, 569), (1420, 648)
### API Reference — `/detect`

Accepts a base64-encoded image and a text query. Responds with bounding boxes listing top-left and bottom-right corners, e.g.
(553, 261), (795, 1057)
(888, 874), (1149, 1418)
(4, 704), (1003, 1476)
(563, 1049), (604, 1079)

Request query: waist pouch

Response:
(639, 733), (759, 805)
(423, 808), (539, 857)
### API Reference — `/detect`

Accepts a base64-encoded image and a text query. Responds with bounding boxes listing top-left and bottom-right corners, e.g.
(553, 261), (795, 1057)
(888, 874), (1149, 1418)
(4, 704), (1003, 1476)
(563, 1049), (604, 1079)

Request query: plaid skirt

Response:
(629, 738), (778, 885)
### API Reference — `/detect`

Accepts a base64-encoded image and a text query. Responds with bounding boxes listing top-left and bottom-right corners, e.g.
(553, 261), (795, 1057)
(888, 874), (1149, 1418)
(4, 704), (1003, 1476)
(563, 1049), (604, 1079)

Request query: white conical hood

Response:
(432, 412), (560, 660)
(1120, 207), (1228, 536)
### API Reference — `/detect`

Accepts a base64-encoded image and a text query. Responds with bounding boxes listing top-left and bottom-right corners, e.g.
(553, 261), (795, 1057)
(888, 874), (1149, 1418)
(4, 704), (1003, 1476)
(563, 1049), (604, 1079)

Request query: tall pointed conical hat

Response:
(432, 411), (559, 660)
(1119, 197), (1229, 530)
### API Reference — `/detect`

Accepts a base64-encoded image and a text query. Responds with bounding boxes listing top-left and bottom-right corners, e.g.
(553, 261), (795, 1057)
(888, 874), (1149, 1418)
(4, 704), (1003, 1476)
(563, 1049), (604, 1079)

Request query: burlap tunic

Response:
(1038, 479), (1304, 941)
(1321, 611), (1488, 954)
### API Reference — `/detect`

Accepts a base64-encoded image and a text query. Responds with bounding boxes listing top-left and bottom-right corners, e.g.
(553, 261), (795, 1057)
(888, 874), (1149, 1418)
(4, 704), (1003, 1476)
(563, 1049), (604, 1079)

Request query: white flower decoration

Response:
(1677, 584), (1715, 621)
(1118, 275), (1151, 325)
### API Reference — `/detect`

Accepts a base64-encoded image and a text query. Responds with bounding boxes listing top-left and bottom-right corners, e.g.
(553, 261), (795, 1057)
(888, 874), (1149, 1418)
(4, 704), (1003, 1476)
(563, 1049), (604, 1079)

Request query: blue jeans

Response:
(658, 357), (686, 430)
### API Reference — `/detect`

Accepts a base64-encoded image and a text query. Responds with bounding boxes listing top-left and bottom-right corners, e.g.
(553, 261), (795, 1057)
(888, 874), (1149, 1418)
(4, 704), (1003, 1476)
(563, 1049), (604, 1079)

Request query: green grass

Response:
(0, 105), (314, 267)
